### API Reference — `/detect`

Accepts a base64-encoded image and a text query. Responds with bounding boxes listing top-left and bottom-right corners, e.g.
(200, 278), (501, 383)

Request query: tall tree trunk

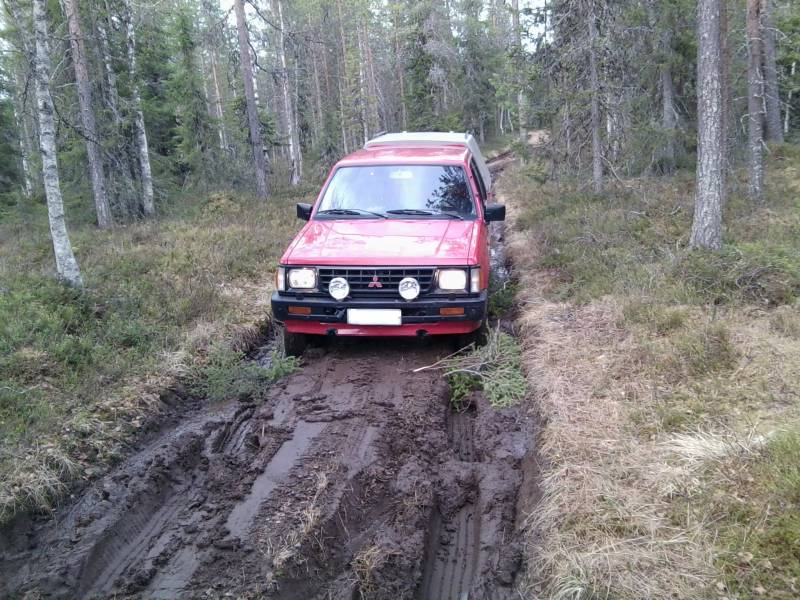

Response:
(392, 4), (408, 129)
(308, 14), (323, 147)
(658, 22), (677, 173)
(123, 0), (155, 216)
(786, 62), (796, 135)
(273, 0), (301, 185)
(691, 0), (725, 250)
(661, 64), (677, 172)
(12, 99), (34, 198)
(63, 0), (112, 228)
(719, 0), (730, 205)
(588, 2), (603, 194)
(32, 0), (83, 287)
(356, 22), (370, 144)
(746, 0), (765, 203)
(7, 0), (39, 197)
(761, 0), (783, 143)
(97, 4), (121, 126)
(233, 0), (268, 199)
(512, 0), (526, 143)
(209, 52), (228, 151)
(337, 0), (350, 151)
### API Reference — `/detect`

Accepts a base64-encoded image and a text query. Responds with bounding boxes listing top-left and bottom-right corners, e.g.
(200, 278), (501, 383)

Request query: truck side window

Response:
(470, 158), (487, 205)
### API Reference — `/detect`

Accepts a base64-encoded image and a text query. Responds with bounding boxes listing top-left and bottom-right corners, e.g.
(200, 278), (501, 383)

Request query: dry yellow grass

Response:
(502, 164), (800, 599)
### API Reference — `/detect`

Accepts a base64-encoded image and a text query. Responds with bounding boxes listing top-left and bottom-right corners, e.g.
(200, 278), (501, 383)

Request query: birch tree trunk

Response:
(588, 2), (603, 194)
(234, 0), (269, 199)
(63, 0), (112, 229)
(690, 0), (725, 250)
(97, 4), (121, 126)
(786, 62), (796, 135)
(123, 0), (155, 216)
(746, 0), (765, 203)
(273, 0), (301, 185)
(7, 0), (39, 197)
(392, 4), (408, 130)
(761, 0), (783, 143)
(12, 99), (34, 198)
(356, 22), (370, 144)
(33, 0), (83, 287)
(512, 0), (526, 143)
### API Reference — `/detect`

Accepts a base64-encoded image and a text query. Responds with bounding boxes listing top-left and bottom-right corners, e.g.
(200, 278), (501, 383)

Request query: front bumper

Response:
(271, 291), (487, 336)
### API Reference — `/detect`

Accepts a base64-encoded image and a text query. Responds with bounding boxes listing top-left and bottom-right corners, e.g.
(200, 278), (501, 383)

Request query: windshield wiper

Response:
(387, 209), (464, 220)
(317, 208), (386, 218)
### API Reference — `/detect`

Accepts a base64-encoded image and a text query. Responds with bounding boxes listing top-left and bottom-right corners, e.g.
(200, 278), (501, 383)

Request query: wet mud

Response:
(0, 152), (535, 600)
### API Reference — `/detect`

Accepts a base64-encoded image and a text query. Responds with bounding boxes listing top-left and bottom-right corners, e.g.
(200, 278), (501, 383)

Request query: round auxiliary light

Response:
(328, 277), (349, 300)
(398, 277), (420, 301)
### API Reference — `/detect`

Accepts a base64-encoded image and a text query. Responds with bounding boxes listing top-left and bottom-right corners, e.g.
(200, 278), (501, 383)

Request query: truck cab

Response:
(271, 132), (505, 356)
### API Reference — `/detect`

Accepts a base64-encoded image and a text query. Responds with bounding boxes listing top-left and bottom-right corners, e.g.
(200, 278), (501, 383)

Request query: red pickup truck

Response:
(271, 132), (505, 356)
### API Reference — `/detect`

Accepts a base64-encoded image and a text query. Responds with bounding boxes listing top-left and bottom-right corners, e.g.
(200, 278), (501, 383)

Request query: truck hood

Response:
(283, 219), (479, 266)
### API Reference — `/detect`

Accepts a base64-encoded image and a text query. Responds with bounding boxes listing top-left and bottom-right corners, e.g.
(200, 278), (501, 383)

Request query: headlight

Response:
(288, 268), (316, 289)
(398, 277), (420, 300)
(470, 267), (481, 293)
(328, 277), (349, 300)
(276, 267), (286, 291)
(438, 269), (468, 291)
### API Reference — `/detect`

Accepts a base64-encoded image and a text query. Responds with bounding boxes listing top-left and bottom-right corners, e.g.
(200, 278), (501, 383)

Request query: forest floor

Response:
(0, 153), (539, 599)
(506, 143), (800, 599)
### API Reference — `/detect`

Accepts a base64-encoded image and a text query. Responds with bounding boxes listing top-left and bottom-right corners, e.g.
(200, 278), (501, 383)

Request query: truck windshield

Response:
(316, 165), (476, 219)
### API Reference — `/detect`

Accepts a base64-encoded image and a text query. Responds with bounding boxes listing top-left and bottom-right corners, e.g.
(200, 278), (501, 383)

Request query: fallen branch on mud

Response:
(416, 326), (528, 409)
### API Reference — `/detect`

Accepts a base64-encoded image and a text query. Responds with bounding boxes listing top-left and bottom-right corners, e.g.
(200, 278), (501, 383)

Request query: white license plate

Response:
(346, 309), (402, 326)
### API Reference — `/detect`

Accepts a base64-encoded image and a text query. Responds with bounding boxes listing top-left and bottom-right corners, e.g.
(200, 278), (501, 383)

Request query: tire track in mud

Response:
(1, 151), (535, 600)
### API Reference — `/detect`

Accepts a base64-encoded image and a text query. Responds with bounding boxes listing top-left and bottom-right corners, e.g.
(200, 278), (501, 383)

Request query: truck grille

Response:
(317, 267), (436, 297)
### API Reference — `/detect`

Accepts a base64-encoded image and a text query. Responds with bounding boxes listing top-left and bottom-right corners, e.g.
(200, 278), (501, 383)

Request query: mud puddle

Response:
(0, 151), (535, 600)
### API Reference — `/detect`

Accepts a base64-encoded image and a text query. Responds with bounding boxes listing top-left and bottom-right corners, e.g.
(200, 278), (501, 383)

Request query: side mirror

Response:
(296, 203), (312, 221)
(484, 203), (506, 222)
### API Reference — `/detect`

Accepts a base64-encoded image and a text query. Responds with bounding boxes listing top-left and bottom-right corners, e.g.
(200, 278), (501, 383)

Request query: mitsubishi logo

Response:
(367, 275), (383, 288)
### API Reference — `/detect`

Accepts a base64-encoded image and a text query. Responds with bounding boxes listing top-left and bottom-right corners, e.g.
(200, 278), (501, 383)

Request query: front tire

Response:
(454, 320), (488, 351)
(283, 330), (307, 357)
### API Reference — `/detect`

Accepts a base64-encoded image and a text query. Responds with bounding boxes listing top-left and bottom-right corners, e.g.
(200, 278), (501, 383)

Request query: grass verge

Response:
(0, 189), (309, 524)
(506, 144), (800, 598)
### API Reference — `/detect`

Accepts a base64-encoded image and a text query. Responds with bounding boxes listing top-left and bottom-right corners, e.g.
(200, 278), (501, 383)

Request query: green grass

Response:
(714, 429), (800, 599)
(0, 189), (308, 521)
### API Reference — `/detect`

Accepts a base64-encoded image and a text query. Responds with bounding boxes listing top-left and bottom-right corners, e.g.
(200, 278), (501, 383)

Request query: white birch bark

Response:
(33, 0), (83, 287)
(746, 0), (764, 202)
(761, 0), (783, 143)
(123, 0), (155, 216)
(12, 100), (34, 198)
(63, 0), (112, 228)
(97, 7), (121, 126)
(234, 0), (269, 199)
(588, 2), (603, 194)
(690, 0), (725, 250)
(786, 62), (796, 135)
(512, 0), (526, 143)
(273, 0), (301, 185)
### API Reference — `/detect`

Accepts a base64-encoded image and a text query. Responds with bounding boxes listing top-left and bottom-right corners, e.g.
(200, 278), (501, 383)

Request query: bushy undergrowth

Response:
(507, 144), (800, 598)
(0, 190), (306, 521)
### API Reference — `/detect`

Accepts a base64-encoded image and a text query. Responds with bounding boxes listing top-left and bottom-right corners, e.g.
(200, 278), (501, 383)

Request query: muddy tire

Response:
(283, 330), (307, 357)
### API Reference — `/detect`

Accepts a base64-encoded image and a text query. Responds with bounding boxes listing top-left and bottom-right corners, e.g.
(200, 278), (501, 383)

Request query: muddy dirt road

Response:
(1, 156), (534, 600)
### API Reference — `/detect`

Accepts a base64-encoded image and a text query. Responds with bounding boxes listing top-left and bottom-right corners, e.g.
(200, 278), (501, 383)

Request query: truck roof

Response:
(357, 131), (492, 189)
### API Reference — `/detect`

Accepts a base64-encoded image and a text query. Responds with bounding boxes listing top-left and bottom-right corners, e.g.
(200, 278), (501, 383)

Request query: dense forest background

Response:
(0, 0), (797, 242)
